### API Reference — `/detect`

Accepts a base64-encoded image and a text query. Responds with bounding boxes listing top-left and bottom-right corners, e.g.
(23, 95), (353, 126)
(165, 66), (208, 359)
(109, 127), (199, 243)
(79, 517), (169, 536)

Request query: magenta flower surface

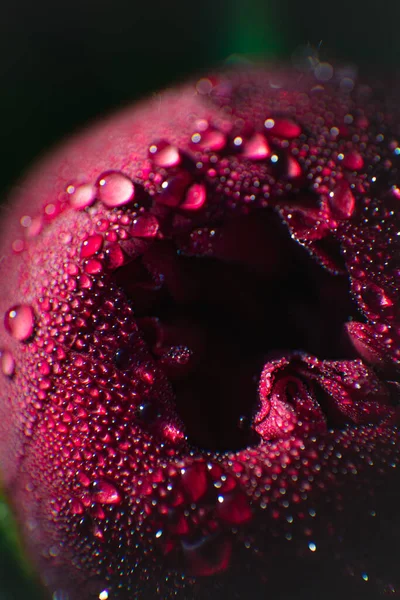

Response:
(0, 67), (399, 600)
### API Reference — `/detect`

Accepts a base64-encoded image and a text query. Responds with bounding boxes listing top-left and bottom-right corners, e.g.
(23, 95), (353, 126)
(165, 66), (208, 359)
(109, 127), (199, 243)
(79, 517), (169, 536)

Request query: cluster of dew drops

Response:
(0, 69), (399, 597)
(1, 71), (399, 379)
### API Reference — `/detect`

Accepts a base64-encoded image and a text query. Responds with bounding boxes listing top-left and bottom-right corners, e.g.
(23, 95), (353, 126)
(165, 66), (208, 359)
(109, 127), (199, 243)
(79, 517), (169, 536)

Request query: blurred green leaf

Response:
(220, 0), (284, 59)
(0, 492), (44, 600)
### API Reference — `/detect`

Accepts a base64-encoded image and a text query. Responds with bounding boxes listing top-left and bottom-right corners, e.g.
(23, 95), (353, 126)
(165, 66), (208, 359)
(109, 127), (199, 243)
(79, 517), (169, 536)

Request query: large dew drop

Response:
(4, 305), (35, 342)
(91, 479), (122, 505)
(67, 183), (96, 210)
(97, 172), (135, 207)
(329, 181), (356, 219)
(0, 349), (15, 377)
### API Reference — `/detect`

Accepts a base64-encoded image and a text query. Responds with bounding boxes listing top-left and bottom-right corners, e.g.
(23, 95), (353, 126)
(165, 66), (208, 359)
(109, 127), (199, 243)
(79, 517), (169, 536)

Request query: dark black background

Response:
(1, 0), (399, 200)
(0, 0), (399, 598)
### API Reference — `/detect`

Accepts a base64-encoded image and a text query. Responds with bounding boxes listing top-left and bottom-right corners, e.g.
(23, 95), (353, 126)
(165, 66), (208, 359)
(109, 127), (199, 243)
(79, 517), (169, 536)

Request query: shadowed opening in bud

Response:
(113, 208), (362, 452)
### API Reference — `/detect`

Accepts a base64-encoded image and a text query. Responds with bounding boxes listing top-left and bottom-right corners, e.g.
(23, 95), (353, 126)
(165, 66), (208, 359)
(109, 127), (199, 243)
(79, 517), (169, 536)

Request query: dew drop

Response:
(314, 61), (334, 82)
(97, 172), (135, 207)
(391, 186), (400, 200)
(286, 156), (302, 179)
(25, 215), (43, 238)
(113, 346), (131, 370)
(265, 118), (301, 139)
(196, 77), (213, 95)
(181, 183), (207, 211)
(92, 504), (106, 520)
(136, 401), (160, 424)
(242, 133), (271, 160)
(84, 259), (104, 275)
(4, 305), (35, 341)
(78, 274), (93, 289)
(130, 214), (160, 238)
(329, 181), (356, 219)
(69, 498), (84, 515)
(105, 243), (125, 270)
(67, 183), (96, 210)
(80, 234), (104, 258)
(190, 129), (226, 151)
(12, 239), (25, 253)
(0, 349), (15, 377)
(149, 141), (181, 168)
(59, 231), (72, 244)
(180, 462), (208, 502)
(91, 479), (122, 505)
(216, 491), (252, 524)
(44, 203), (58, 218)
(342, 151), (364, 171)
(156, 172), (191, 207)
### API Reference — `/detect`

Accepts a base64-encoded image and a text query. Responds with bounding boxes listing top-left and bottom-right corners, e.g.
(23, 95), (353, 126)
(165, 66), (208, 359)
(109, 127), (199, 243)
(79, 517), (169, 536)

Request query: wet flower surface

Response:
(0, 66), (399, 599)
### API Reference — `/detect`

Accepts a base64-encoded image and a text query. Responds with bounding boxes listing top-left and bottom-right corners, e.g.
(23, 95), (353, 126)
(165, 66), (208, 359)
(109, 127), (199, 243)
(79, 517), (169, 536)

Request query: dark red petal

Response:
(0, 66), (399, 600)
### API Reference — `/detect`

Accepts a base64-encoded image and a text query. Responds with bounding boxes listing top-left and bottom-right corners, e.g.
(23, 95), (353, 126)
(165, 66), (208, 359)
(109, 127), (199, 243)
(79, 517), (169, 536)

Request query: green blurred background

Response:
(0, 0), (399, 597)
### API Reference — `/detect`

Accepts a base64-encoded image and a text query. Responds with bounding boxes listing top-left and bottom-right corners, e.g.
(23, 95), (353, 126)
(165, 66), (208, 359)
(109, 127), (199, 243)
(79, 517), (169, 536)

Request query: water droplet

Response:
(69, 498), (84, 515)
(25, 215), (43, 238)
(136, 401), (160, 424)
(49, 544), (61, 557)
(314, 62), (334, 82)
(156, 172), (191, 207)
(97, 172), (135, 207)
(44, 203), (58, 218)
(105, 243), (125, 270)
(84, 259), (103, 275)
(12, 239), (25, 253)
(79, 273), (93, 289)
(329, 181), (356, 219)
(264, 118), (301, 139)
(80, 234), (104, 258)
(67, 183), (96, 210)
(308, 542), (317, 552)
(59, 231), (72, 244)
(342, 151), (364, 171)
(114, 346), (131, 370)
(196, 78), (213, 95)
(0, 349), (15, 377)
(190, 129), (226, 151)
(4, 305), (35, 341)
(91, 479), (122, 505)
(242, 133), (270, 160)
(180, 462), (208, 502)
(238, 415), (250, 430)
(130, 214), (159, 238)
(149, 141), (181, 168)
(91, 504), (106, 519)
(286, 156), (302, 179)
(180, 183), (207, 211)
(216, 491), (252, 524)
